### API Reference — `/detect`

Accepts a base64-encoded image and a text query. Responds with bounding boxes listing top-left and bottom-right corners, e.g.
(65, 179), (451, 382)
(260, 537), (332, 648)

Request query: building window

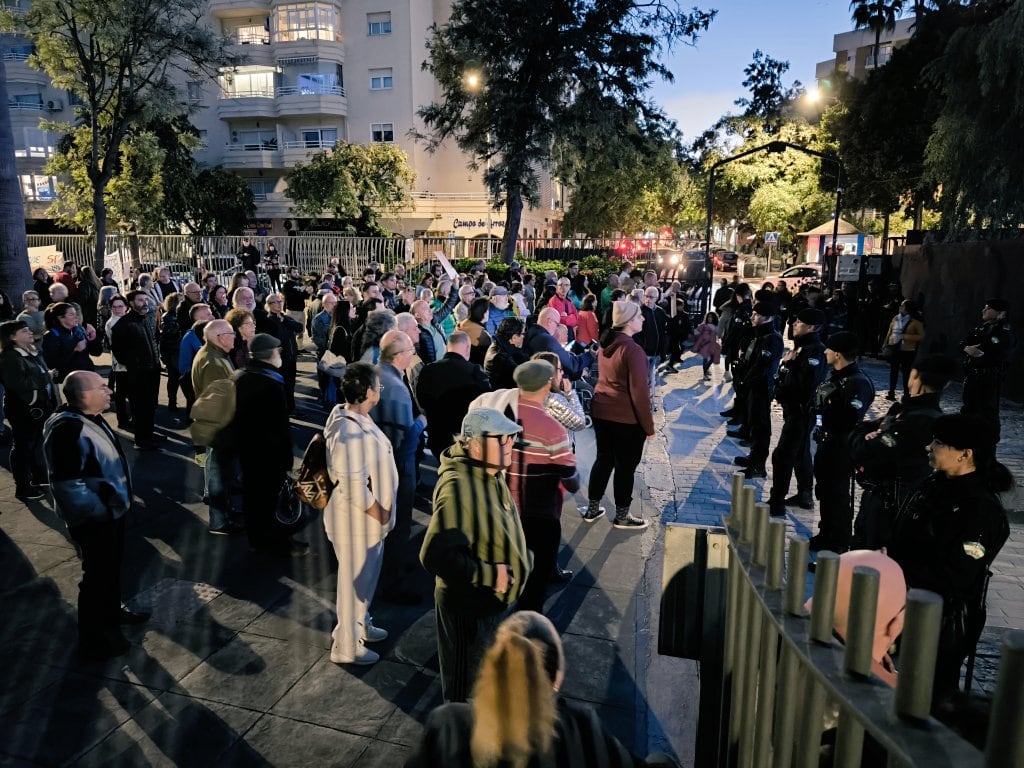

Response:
(369, 67), (392, 91)
(297, 72), (341, 95)
(866, 43), (893, 69)
(19, 174), (57, 201)
(301, 127), (338, 148)
(367, 11), (391, 35)
(246, 179), (276, 201)
(186, 81), (203, 104)
(8, 93), (43, 109)
(233, 129), (277, 150)
(370, 122), (394, 142)
(232, 22), (270, 45)
(219, 66), (277, 98)
(273, 2), (340, 42)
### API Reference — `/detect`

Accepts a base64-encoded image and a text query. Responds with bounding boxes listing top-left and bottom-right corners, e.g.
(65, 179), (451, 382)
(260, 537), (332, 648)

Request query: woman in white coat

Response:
(323, 361), (398, 666)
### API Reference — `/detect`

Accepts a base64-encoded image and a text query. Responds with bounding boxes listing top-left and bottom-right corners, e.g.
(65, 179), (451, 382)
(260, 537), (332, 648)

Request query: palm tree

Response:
(850, 0), (906, 68)
(0, 57), (33, 303)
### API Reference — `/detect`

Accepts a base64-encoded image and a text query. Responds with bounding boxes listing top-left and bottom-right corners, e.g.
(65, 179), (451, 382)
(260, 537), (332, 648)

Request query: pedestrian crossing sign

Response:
(764, 231), (780, 245)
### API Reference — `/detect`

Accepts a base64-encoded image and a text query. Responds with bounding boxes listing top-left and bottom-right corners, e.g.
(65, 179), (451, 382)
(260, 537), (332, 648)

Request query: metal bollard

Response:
(809, 552), (840, 645)
(785, 537), (809, 616)
(740, 486), (756, 544)
(844, 566), (880, 678)
(730, 472), (745, 527)
(766, 520), (785, 590)
(984, 630), (1024, 768)
(894, 589), (943, 721)
(752, 503), (769, 566)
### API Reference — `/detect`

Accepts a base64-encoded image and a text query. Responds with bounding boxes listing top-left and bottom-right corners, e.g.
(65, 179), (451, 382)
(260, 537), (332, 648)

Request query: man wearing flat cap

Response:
(809, 331), (875, 553)
(960, 298), (1017, 441)
(730, 301), (784, 478)
(469, 359), (581, 612)
(766, 308), (828, 516)
(420, 407), (534, 702)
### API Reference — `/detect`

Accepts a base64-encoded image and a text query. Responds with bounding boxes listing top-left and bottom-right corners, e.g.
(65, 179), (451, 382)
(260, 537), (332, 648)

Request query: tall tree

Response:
(22, 0), (234, 271)
(284, 143), (416, 236)
(850, 0), (906, 66)
(0, 56), (33, 302)
(734, 50), (802, 129)
(416, 0), (715, 263)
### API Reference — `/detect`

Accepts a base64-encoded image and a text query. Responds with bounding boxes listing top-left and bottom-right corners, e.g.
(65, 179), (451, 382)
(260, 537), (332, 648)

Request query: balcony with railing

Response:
(221, 139), (280, 169)
(7, 98), (45, 111)
(275, 83), (346, 117)
(208, 0), (269, 18)
(216, 86), (277, 119)
(281, 137), (337, 165)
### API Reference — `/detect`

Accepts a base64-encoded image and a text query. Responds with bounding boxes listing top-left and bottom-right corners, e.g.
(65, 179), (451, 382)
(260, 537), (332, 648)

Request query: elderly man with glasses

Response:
(17, 291), (45, 342)
(257, 292), (303, 413)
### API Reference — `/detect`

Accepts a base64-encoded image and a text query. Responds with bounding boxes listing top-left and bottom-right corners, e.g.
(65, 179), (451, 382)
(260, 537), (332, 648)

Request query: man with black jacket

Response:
(523, 308), (594, 382)
(110, 290), (163, 450)
(809, 331), (875, 553)
(960, 298), (1016, 441)
(766, 308), (827, 515)
(720, 284), (752, 423)
(282, 266), (312, 326)
(258, 292), (303, 413)
(416, 332), (491, 459)
(731, 302), (784, 478)
(850, 354), (957, 549)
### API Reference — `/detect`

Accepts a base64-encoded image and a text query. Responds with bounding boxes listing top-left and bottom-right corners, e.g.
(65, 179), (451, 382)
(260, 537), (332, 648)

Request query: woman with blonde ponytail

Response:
(406, 611), (678, 768)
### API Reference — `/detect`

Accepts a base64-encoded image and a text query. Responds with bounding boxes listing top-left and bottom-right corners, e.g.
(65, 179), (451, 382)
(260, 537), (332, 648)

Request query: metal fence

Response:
(659, 473), (1024, 768)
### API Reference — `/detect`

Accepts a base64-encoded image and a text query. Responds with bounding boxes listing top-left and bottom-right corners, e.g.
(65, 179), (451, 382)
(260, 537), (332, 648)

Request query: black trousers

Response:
(769, 409), (814, 506)
(112, 371), (132, 426)
(517, 516), (561, 614)
(161, 354), (180, 408)
(380, 461), (417, 591)
(68, 515), (125, 644)
(435, 588), (507, 703)
(281, 356), (297, 412)
(125, 369), (160, 441)
(4, 398), (49, 491)
(732, 386), (749, 430)
(813, 435), (855, 552)
(888, 350), (915, 397)
(851, 484), (896, 550)
(588, 418), (647, 509)
(962, 368), (1003, 440)
(746, 387), (772, 467)
(240, 462), (288, 551)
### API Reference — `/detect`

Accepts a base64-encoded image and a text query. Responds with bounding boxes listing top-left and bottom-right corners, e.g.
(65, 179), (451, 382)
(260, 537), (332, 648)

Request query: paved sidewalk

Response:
(0, 356), (655, 767)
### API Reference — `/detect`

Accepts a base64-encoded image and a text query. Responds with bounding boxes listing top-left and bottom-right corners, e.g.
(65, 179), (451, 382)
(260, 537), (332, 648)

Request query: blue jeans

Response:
(205, 446), (238, 529)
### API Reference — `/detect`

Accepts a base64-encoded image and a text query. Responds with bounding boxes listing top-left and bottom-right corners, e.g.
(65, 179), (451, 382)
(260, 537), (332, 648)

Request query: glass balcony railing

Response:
(282, 139), (337, 149)
(276, 84), (345, 97)
(219, 87), (276, 99)
(234, 31), (270, 45)
(7, 99), (45, 110)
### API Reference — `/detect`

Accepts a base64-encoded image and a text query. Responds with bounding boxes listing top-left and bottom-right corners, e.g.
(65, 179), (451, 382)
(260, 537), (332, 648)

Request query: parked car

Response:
(760, 263), (822, 293)
(712, 250), (739, 272)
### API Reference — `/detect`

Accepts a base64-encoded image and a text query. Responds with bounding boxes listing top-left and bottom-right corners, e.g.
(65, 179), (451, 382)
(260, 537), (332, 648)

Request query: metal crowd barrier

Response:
(659, 472), (1024, 768)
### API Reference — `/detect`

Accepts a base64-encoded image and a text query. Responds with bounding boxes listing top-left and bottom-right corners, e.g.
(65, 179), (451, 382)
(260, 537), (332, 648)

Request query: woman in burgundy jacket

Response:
(580, 301), (653, 530)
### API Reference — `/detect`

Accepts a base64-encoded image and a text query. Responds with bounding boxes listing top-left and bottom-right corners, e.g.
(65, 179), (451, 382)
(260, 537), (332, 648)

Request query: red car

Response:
(713, 250), (738, 271)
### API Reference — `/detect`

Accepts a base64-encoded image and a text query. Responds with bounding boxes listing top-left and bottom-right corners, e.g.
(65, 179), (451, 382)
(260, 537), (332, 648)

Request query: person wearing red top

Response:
(575, 294), (600, 346)
(53, 261), (79, 301)
(581, 301), (652, 530)
(547, 278), (578, 340)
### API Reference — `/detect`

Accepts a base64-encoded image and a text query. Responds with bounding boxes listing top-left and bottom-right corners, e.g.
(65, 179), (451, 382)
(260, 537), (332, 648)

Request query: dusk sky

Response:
(650, 0), (871, 142)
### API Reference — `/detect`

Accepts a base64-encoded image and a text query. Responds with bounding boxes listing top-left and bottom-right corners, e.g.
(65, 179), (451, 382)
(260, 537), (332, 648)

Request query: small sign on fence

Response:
(434, 252), (458, 281)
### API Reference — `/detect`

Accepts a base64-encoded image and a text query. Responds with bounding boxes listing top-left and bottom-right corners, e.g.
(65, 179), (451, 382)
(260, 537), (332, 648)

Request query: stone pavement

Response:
(1, 350), (1020, 766)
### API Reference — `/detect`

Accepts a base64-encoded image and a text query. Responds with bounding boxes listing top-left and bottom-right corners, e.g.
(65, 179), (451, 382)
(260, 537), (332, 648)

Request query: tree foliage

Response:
(849, 0), (906, 65)
(416, 0), (715, 262)
(22, 0), (234, 269)
(734, 50), (802, 128)
(284, 143), (416, 236)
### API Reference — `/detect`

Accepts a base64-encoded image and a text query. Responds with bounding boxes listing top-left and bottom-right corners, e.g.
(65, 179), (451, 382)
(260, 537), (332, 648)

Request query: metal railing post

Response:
(844, 566), (880, 678)
(785, 537), (809, 616)
(894, 589), (943, 721)
(985, 630), (1024, 768)
(809, 552), (841, 645)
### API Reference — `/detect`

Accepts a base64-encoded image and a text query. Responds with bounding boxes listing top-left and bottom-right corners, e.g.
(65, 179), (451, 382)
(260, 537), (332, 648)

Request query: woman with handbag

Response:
(884, 300), (925, 401)
(323, 362), (397, 666)
(1, 320), (58, 500)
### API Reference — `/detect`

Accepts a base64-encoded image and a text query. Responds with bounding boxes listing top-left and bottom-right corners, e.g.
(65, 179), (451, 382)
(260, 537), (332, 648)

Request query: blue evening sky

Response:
(650, 0), (860, 141)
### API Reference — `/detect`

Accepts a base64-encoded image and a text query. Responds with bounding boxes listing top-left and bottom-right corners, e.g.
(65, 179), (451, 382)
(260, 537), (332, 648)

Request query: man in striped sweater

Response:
(420, 407), (534, 703)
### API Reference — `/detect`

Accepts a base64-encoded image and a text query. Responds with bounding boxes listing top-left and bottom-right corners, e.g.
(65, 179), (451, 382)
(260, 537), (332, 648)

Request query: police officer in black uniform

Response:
(887, 414), (1011, 704)
(720, 284), (752, 424)
(960, 297), (1016, 441)
(766, 308), (827, 516)
(732, 302), (785, 479)
(809, 331), (874, 553)
(849, 354), (957, 549)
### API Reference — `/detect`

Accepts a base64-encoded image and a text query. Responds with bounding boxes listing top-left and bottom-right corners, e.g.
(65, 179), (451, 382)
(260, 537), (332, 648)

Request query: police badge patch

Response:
(963, 541), (986, 560)
(809, 358), (820, 365)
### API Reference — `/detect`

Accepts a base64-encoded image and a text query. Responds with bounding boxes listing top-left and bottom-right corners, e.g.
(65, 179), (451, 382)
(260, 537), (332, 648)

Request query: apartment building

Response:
(3, 0), (565, 240)
(814, 16), (915, 85)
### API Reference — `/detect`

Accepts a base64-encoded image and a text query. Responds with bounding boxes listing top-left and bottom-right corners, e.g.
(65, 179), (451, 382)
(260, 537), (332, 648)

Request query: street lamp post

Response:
(702, 140), (844, 313)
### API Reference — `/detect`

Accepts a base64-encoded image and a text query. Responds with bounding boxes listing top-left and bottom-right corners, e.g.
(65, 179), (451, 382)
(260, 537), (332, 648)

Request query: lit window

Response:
(369, 68), (392, 90)
(371, 122), (394, 142)
(219, 66), (277, 98)
(297, 72), (340, 94)
(19, 174), (57, 201)
(273, 2), (341, 42)
(367, 12), (391, 35)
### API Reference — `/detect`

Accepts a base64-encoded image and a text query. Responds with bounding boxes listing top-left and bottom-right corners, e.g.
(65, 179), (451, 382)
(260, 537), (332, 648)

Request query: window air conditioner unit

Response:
(231, 131), (239, 143)
(46, 100), (63, 112)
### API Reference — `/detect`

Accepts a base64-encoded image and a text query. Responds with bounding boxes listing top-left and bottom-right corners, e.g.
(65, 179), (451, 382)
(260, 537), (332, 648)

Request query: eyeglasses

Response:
(217, 331), (236, 338)
(241, 320), (256, 327)
(267, 299), (282, 304)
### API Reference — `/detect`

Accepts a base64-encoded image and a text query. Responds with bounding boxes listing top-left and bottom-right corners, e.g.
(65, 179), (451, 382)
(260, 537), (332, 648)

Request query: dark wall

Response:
(900, 241), (1024, 401)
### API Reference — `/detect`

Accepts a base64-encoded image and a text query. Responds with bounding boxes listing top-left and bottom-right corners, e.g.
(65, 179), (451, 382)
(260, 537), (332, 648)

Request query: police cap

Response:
(797, 308), (826, 326)
(826, 331), (860, 359)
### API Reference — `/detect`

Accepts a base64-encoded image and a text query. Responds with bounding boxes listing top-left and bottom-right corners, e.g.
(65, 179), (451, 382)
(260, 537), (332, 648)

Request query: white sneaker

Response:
(330, 644), (380, 666)
(363, 622), (388, 643)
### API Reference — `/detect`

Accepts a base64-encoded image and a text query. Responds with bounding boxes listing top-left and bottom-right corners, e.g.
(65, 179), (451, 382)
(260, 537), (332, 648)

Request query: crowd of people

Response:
(0, 248), (1018, 756)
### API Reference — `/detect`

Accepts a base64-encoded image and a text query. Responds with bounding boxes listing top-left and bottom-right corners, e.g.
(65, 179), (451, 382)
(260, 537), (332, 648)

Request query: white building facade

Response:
(4, 0), (565, 240)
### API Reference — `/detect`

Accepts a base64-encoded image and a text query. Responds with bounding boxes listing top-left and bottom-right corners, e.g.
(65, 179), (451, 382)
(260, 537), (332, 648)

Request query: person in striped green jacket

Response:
(420, 407), (534, 703)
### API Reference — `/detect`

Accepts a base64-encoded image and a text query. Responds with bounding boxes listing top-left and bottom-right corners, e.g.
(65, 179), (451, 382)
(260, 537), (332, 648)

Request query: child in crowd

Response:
(691, 311), (721, 382)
